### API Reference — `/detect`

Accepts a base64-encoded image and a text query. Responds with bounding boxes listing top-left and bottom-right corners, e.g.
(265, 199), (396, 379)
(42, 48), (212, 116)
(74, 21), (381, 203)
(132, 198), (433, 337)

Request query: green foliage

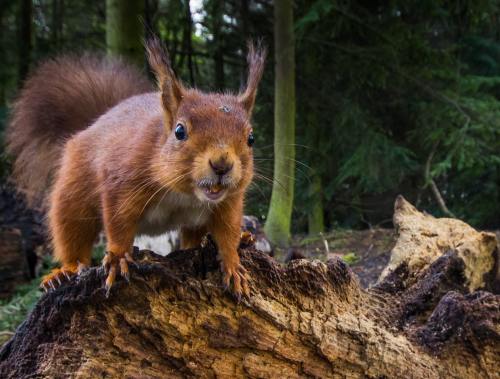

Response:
(0, 280), (42, 344)
(292, 0), (500, 229)
(335, 129), (417, 193)
(463, 36), (500, 76)
(342, 252), (360, 265)
(0, 253), (55, 344)
(92, 244), (106, 264)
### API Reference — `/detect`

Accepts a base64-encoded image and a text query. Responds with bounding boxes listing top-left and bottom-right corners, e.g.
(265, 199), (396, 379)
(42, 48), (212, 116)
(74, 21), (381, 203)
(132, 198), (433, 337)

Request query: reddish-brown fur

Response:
(7, 38), (266, 298)
(6, 53), (152, 207)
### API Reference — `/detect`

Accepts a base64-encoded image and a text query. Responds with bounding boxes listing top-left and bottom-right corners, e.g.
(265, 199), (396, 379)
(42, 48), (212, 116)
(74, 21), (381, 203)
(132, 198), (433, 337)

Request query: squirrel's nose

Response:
(209, 158), (233, 176)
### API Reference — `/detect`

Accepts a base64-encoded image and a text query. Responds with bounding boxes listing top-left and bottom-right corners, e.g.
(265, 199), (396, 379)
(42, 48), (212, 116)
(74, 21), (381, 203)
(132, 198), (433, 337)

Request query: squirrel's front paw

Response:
(41, 266), (76, 291)
(221, 258), (250, 301)
(102, 251), (134, 297)
(40, 261), (88, 292)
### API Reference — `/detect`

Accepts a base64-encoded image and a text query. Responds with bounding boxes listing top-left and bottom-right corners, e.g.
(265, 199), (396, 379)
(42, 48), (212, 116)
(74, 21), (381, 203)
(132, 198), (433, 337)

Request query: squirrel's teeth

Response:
(209, 184), (223, 193)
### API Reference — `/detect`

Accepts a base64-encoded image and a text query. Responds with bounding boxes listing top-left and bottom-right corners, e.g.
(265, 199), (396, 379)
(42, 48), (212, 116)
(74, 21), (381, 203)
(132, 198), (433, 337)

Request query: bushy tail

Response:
(6, 54), (152, 207)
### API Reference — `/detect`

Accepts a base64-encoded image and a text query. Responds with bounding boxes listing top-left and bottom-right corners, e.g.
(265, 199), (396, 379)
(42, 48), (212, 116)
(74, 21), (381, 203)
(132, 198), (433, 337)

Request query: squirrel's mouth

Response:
(198, 183), (227, 201)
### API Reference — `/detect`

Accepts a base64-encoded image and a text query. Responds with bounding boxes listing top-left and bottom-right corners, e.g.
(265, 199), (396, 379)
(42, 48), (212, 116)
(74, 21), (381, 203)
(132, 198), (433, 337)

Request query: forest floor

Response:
(288, 228), (396, 288)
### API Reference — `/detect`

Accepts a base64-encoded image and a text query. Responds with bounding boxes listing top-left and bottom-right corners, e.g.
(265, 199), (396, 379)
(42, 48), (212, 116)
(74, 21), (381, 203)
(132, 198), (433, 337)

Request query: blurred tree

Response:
(264, 0), (296, 246)
(301, 38), (325, 235)
(180, 0), (195, 85)
(0, 3), (6, 105)
(17, 0), (32, 85)
(51, 0), (64, 50)
(210, 0), (225, 90)
(307, 173), (324, 234)
(106, 0), (144, 66)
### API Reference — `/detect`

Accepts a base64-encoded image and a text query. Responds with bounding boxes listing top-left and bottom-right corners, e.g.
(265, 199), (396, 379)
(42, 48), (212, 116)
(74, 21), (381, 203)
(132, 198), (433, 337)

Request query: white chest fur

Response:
(137, 191), (210, 236)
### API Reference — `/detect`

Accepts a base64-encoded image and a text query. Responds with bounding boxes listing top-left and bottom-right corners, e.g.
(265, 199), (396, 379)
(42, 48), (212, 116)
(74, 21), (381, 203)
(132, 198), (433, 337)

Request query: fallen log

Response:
(0, 196), (499, 378)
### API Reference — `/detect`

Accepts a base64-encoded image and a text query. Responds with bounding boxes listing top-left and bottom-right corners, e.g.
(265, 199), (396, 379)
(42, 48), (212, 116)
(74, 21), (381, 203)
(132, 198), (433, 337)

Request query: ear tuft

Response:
(146, 36), (172, 84)
(145, 36), (184, 130)
(238, 41), (267, 114)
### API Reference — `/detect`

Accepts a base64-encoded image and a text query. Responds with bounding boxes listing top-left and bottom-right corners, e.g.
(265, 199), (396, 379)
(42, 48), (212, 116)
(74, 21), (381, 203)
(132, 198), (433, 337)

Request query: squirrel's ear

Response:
(146, 36), (184, 130)
(238, 41), (267, 114)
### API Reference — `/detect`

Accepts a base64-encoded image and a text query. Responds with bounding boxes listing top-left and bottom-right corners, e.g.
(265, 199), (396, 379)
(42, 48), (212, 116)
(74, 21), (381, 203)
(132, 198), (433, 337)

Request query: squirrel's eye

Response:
(174, 123), (187, 140)
(247, 132), (255, 147)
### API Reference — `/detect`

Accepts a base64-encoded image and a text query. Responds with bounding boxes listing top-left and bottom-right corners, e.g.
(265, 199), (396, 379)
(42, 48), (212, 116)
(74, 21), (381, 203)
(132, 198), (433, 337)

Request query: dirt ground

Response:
(283, 228), (397, 288)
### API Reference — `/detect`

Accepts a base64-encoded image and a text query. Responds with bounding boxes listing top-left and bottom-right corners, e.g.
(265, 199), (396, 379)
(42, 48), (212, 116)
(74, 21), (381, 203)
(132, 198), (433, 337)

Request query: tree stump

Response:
(0, 196), (499, 378)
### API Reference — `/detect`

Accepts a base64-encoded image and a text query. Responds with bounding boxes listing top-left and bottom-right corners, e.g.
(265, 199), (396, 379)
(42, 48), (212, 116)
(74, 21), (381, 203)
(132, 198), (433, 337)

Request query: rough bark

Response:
(1, 197), (499, 379)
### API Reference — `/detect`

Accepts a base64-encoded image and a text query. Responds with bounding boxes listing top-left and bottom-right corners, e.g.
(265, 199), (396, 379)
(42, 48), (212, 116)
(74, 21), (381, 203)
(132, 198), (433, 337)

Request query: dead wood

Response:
(0, 196), (498, 379)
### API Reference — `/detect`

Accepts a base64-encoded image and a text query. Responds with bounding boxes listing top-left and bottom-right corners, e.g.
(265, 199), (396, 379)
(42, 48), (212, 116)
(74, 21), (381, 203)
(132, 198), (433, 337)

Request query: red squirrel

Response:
(7, 37), (266, 299)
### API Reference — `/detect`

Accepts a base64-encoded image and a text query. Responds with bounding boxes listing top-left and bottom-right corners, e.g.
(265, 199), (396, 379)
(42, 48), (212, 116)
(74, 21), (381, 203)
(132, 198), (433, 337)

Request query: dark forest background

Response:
(1, 0), (500, 235)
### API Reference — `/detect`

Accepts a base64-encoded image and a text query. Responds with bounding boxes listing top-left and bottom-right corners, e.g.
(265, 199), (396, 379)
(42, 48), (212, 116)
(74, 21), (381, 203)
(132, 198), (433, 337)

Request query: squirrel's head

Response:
(146, 37), (266, 203)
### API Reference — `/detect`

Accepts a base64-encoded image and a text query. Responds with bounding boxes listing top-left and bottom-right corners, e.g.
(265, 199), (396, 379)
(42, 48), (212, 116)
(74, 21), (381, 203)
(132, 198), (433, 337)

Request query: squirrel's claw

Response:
(105, 264), (116, 298)
(102, 251), (134, 297)
(119, 258), (130, 283)
(40, 266), (78, 292)
(48, 280), (56, 291)
(221, 262), (251, 301)
(77, 260), (89, 275)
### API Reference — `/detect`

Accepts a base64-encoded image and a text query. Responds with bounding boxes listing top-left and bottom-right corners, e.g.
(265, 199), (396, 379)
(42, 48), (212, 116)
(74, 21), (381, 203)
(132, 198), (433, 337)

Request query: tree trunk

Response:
(17, 0), (33, 86)
(303, 42), (324, 235)
(106, 0), (145, 67)
(0, 4), (6, 106)
(264, 0), (296, 247)
(182, 0), (195, 86)
(212, 0), (225, 91)
(239, 0), (250, 88)
(1, 196), (498, 378)
(51, 0), (64, 49)
(307, 172), (325, 235)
